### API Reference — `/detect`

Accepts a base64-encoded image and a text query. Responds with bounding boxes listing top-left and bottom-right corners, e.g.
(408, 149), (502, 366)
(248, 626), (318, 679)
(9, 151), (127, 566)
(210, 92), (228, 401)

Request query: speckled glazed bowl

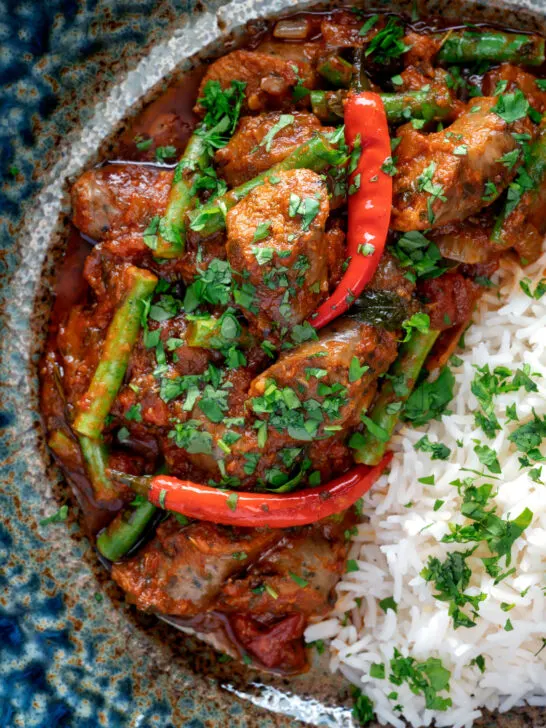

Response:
(2, 1), (546, 726)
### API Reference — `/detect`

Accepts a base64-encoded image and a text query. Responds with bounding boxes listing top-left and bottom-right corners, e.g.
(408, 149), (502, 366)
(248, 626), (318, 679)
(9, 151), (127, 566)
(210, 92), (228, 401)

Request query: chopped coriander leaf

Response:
(226, 492), (238, 511)
(291, 322), (319, 345)
(492, 89), (529, 123)
(529, 466), (543, 483)
(391, 230), (445, 281)
(155, 145), (177, 161)
(470, 655), (486, 673)
(259, 114), (294, 152)
(252, 222), (272, 243)
(117, 426), (131, 443)
(519, 277), (546, 299)
(365, 17), (409, 63)
(310, 639), (325, 654)
(169, 421), (213, 454)
(358, 242), (375, 256)
(401, 312), (430, 342)
(289, 572), (309, 587)
(251, 245), (274, 266)
(381, 156), (398, 176)
(389, 649), (453, 711)
(418, 475), (435, 485)
(504, 618), (514, 631)
(379, 597), (398, 613)
(453, 144), (468, 156)
(404, 366), (455, 427)
(482, 180), (498, 201)
(346, 559), (360, 573)
(126, 403), (142, 422)
(498, 148), (520, 169)
(415, 435), (451, 461)
(471, 364), (539, 439)
(40, 504), (69, 526)
(351, 687), (375, 725)
(509, 411), (546, 458)
(261, 340), (276, 358)
(434, 499), (445, 511)
(359, 13), (379, 36)
(183, 258), (233, 312)
(361, 414), (390, 443)
(349, 356), (369, 383)
(421, 549), (486, 628)
(143, 215), (160, 250)
(370, 663), (385, 679)
(349, 173), (361, 195)
(473, 443), (501, 474)
(134, 134), (153, 151)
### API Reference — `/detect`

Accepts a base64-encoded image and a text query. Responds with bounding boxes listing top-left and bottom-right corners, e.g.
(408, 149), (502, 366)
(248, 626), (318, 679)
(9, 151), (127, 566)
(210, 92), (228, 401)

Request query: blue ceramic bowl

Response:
(1, 1), (545, 726)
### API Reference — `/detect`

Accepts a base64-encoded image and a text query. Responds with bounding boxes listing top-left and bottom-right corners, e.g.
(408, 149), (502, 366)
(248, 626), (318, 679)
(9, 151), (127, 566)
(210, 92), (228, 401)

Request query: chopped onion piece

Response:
(273, 19), (310, 40)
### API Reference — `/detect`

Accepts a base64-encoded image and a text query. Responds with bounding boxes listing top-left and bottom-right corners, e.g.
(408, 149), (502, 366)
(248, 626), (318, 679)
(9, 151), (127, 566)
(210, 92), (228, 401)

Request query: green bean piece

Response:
(310, 90), (345, 123)
(353, 329), (441, 466)
(317, 54), (354, 88)
(73, 266), (158, 440)
(311, 88), (455, 125)
(187, 132), (345, 238)
(97, 499), (157, 562)
(79, 435), (114, 500)
(380, 89), (454, 124)
(437, 30), (545, 66)
(154, 133), (209, 259)
(492, 124), (546, 245)
(48, 430), (80, 461)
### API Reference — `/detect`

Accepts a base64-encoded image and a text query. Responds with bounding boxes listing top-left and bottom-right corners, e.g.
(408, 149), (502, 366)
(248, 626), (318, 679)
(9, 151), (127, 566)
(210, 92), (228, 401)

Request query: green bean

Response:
(317, 54), (354, 88)
(353, 329), (441, 466)
(97, 499), (157, 562)
(154, 133), (209, 259)
(49, 429), (114, 500)
(311, 88), (455, 125)
(310, 90), (345, 124)
(381, 89), (454, 124)
(79, 435), (114, 500)
(48, 429), (80, 461)
(437, 30), (545, 66)
(73, 266), (158, 440)
(492, 124), (546, 245)
(187, 132), (345, 238)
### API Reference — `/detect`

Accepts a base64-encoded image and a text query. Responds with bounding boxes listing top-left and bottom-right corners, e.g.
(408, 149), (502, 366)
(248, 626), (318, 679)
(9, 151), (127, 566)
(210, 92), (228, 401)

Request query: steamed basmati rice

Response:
(305, 254), (546, 727)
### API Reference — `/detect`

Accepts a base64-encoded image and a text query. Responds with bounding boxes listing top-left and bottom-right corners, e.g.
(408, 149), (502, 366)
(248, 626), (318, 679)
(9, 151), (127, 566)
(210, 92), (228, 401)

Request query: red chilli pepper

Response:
(143, 452), (392, 528)
(310, 91), (392, 330)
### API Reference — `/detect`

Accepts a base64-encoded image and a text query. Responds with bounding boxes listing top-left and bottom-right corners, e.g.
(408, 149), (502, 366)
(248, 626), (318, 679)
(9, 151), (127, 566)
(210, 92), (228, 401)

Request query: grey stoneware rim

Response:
(1, 0), (545, 726)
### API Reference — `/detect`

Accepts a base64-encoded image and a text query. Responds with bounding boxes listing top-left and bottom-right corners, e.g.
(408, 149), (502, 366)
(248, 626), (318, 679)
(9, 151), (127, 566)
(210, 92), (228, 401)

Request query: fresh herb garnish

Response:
(364, 17), (410, 63)
(404, 367), (455, 427)
(259, 114), (294, 152)
(415, 435), (451, 461)
(421, 548), (486, 628)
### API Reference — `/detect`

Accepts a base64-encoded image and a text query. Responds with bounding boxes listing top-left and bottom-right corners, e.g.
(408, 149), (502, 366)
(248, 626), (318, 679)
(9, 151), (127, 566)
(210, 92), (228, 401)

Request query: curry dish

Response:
(40, 9), (546, 674)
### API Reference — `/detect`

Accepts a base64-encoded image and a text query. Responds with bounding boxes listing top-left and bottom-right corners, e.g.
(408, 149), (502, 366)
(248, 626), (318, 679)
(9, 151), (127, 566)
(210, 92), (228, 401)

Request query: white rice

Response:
(305, 253), (546, 727)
